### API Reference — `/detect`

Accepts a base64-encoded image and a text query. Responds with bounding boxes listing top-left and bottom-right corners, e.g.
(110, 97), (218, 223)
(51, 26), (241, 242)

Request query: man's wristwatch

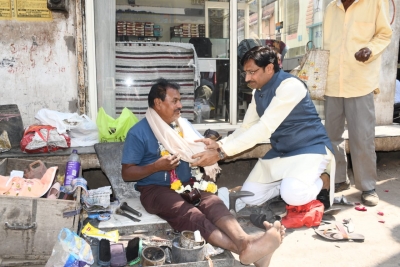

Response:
(217, 148), (226, 160)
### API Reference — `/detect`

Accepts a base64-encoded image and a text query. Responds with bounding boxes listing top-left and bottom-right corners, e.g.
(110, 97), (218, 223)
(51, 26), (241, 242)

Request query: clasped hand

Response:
(191, 138), (221, 167)
(156, 154), (181, 171)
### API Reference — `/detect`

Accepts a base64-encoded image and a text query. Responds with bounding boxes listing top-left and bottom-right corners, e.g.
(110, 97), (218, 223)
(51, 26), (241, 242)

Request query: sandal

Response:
(314, 221), (364, 242)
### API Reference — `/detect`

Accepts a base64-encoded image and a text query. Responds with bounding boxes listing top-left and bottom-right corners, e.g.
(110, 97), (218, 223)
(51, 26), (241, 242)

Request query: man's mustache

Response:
(175, 108), (182, 112)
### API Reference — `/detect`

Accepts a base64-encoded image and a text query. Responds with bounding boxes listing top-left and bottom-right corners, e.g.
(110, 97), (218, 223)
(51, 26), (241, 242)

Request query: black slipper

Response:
(250, 212), (281, 229)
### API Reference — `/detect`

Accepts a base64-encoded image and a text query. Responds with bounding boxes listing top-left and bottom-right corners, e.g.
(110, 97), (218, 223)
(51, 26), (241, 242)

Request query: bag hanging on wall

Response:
(291, 41), (329, 101)
(96, 107), (138, 143)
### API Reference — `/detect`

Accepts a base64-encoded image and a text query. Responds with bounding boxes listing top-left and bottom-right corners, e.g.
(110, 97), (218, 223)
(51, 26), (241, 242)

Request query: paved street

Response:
(229, 151), (400, 267)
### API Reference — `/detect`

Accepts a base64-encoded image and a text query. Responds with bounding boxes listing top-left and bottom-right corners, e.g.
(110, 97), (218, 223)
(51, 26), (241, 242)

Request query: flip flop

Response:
(314, 222), (364, 242)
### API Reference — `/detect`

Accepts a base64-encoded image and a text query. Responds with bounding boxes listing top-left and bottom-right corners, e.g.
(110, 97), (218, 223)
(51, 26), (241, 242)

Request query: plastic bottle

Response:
(64, 149), (81, 192)
(196, 103), (202, 123)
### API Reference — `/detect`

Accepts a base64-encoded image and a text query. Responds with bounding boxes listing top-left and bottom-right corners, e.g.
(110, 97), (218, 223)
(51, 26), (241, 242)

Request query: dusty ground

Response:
(227, 151), (400, 267)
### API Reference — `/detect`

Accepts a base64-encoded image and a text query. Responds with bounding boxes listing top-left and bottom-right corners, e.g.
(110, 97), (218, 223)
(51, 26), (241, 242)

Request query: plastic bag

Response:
(46, 228), (94, 267)
(281, 200), (324, 228)
(67, 114), (98, 147)
(35, 109), (99, 147)
(0, 130), (11, 153)
(96, 107), (138, 143)
(20, 125), (71, 153)
(45, 228), (94, 267)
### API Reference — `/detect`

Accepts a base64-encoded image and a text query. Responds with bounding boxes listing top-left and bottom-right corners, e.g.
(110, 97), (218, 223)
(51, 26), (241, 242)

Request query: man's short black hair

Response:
(148, 78), (180, 108)
(241, 46), (280, 73)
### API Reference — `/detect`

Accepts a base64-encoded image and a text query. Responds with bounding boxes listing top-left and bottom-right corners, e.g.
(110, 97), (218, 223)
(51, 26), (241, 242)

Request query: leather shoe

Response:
(265, 196), (287, 217)
(316, 189), (330, 210)
(335, 179), (351, 193)
(361, 189), (379, 206)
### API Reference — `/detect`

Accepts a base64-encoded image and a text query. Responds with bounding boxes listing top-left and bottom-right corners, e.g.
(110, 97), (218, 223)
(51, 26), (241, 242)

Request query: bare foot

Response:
(239, 221), (282, 265)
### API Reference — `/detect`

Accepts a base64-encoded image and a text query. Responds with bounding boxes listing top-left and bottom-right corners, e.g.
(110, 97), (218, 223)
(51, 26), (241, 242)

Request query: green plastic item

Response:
(96, 107), (138, 143)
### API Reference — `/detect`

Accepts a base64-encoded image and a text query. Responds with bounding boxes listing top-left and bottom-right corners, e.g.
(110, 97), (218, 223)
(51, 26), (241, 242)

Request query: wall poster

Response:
(0, 0), (52, 21)
(0, 0), (12, 19)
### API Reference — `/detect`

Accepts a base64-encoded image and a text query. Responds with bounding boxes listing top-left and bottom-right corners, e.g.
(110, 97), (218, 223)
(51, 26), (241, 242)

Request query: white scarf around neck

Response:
(145, 108), (221, 181)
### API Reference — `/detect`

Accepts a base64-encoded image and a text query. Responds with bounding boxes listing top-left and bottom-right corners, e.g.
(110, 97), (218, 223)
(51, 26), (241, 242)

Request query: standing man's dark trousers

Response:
(324, 93), (377, 192)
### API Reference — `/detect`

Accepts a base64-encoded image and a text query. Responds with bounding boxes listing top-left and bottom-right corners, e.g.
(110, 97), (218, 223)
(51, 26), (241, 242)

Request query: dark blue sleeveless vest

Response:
(254, 70), (333, 159)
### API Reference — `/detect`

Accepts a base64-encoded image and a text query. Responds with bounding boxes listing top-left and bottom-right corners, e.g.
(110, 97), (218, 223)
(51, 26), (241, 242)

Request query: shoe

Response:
(361, 189), (379, 206)
(335, 179), (351, 193)
(265, 196), (287, 217)
(250, 212), (281, 229)
(316, 189), (330, 210)
(236, 205), (262, 218)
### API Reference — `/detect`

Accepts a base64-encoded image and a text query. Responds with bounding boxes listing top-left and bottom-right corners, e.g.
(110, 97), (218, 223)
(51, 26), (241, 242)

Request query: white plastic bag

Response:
(35, 109), (98, 147)
(68, 114), (99, 147)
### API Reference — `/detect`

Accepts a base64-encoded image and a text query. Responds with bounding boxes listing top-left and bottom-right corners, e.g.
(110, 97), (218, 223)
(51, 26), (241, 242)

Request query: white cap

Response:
(194, 230), (202, 242)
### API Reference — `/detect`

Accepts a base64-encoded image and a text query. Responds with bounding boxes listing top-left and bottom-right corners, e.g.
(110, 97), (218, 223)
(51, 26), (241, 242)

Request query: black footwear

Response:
(335, 180), (351, 193)
(361, 189), (379, 206)
(316, 189), (330, 210)
(250, 212), (281, 229)
(266, 196), (287, 217)
(236, 205), (262, 218)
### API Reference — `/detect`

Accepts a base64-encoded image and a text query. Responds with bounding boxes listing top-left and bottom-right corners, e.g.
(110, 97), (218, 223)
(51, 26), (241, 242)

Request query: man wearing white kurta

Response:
(192, 46), (335, 209)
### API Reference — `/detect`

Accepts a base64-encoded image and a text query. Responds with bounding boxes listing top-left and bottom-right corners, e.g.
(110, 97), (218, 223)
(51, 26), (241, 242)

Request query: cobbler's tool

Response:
(115, 208), (141, 222)
(120, 202), (142, 217)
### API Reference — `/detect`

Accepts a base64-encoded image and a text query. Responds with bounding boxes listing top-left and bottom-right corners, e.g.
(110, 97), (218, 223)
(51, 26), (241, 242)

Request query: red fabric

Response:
(20, 125), (71, 153)
(281, 200), (324, 228)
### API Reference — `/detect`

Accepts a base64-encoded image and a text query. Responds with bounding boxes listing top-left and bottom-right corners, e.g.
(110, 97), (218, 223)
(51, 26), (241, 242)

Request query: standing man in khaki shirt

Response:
(323, 0), (392, 206)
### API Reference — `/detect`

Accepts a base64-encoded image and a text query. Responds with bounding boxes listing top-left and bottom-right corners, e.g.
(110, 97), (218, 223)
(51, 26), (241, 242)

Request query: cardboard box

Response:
(0, 158), (81, 265)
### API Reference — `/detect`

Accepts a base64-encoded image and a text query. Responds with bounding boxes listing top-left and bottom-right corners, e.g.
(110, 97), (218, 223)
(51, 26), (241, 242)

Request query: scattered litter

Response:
(355, 206), (367, 211)
(384, 190), (389, 192)
(378, 220), (385, 224)
(335, 245), (340, 248)
(377, 212), (384, 216)
(333, 195), (354, 206)
(355, 202), (361, 205)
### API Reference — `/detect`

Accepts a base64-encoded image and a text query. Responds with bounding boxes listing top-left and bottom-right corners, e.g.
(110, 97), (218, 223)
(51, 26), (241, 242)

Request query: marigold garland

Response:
(158, 122), (218, 194)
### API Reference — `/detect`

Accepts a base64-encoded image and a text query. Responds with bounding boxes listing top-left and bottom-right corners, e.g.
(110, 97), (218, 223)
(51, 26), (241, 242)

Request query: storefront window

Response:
(95, 0), (235, 126)
(92, 0), (330, 128)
